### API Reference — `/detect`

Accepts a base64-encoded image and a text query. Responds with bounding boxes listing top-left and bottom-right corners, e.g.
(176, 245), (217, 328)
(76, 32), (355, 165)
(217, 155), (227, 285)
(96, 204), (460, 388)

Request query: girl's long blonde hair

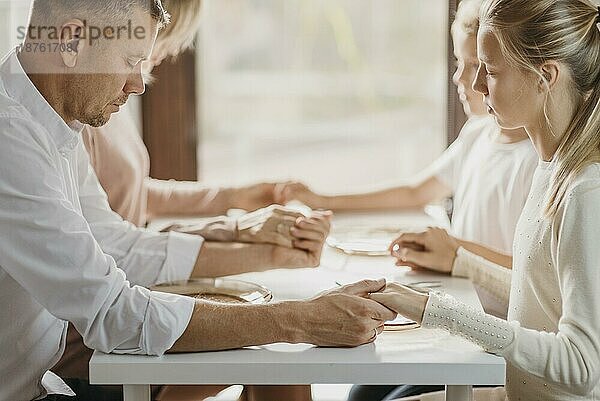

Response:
(480, 0), (600, 218)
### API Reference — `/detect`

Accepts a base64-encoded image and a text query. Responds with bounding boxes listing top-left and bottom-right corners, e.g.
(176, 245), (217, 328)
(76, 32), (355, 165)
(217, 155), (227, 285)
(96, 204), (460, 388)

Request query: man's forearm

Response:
(191, 242), (276, 278)
(169, 300), (300, 352)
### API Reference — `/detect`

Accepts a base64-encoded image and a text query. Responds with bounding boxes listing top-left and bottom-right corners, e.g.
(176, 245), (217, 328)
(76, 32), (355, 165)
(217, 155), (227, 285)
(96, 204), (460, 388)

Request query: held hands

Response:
(389, 227), (460, 274)
(369, 282), (429, 324)
(296, 279), (397, 347)
(236, 205), (331, 247)
(274, 181), (327, 209)
(270, 210), (333, 268)
(236, 205), (332, 268)
(234, 183), (279, 211)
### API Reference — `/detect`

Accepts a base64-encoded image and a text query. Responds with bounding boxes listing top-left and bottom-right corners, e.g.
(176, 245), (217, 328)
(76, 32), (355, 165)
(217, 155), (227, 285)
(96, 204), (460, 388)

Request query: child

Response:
(346, 1), (530, 400)
(276, 0), (538, 268)
(374, 0), (600, 400)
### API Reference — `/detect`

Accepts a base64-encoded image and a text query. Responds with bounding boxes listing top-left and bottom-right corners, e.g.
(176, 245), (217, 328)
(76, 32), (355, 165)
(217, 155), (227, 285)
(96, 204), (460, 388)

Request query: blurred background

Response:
(198, 0), (447, 193)
(1, 0), (448, 196)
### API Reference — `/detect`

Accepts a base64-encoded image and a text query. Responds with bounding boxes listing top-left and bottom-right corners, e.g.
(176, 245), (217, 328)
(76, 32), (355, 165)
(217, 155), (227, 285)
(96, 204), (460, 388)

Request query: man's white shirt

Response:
(0, 50), (203, 401)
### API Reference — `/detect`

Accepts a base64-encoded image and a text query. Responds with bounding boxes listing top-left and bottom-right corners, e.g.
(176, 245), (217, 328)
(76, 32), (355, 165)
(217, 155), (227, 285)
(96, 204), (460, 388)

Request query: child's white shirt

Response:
(427, 116), (538, 254)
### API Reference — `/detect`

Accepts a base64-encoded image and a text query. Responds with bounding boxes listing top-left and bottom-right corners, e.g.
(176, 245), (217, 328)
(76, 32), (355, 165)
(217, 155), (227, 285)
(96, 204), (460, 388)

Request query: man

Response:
(0, 1), (396, 400)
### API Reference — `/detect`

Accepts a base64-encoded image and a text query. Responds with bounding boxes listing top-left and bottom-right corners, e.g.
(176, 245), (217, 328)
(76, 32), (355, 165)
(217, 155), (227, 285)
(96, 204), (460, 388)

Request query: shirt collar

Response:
(0, 48), (83, 151)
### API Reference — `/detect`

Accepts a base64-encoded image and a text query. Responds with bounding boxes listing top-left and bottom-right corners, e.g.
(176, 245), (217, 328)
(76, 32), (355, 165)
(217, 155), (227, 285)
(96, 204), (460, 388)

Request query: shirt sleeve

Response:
(422, 118), (481, 191)
(452, 247), (511, 309)
(0, 119), (195, 355)
(76, 142), (203, 287)
(422, 179), (600, 395)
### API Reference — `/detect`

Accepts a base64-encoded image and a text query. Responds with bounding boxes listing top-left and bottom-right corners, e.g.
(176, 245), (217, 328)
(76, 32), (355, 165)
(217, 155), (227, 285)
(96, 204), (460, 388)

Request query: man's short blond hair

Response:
(31, 0), (171, 28)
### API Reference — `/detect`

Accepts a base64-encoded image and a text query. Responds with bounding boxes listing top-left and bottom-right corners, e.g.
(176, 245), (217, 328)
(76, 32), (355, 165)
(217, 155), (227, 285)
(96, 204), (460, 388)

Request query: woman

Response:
(375, 1), (600, 400)
(83, 0), (275, 228)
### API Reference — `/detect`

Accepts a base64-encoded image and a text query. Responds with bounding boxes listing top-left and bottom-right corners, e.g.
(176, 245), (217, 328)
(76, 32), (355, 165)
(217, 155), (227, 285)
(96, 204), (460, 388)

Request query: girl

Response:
(374, 1), (600, 400)
(348, 2), (524, 400)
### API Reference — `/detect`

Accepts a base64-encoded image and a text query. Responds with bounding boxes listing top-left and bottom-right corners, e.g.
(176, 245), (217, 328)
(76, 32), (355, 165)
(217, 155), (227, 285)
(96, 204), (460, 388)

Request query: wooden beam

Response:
(142, 50), (198, 181)
(447, 0), (467, 145)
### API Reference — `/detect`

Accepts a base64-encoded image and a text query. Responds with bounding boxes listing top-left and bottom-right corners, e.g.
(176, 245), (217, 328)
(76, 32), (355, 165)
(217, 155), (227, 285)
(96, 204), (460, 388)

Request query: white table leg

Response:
(445, 385), (473, 401)
(123, 385), (150, 401)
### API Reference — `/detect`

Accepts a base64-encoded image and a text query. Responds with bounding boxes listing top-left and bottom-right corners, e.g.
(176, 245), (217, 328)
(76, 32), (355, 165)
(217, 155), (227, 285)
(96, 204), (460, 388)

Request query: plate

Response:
(151, 278), (273, 304)
(384, 315), (420, 332)
(327, 226), (421, 256)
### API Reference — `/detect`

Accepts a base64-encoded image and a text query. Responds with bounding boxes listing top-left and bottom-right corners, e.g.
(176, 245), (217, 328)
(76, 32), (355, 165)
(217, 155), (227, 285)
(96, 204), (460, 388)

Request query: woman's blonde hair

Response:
(158, 0), (203, 58)
(451, 0), (484, 38)
(481, 0), (600, 218)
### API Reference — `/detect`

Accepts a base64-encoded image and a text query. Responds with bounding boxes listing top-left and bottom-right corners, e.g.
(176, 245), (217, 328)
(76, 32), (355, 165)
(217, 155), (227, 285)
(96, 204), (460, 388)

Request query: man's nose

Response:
(124, 69), (145, 96)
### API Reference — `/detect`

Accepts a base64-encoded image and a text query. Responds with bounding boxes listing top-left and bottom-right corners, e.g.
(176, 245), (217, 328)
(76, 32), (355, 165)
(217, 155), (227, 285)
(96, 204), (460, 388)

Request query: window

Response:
(0, 0), (30, 57)
(198, 0), (448, 194)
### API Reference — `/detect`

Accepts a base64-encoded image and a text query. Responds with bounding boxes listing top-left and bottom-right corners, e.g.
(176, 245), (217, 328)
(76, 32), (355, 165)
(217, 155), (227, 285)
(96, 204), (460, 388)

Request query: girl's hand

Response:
(389, 227), (460, 274)
(369, 282), (429, 324)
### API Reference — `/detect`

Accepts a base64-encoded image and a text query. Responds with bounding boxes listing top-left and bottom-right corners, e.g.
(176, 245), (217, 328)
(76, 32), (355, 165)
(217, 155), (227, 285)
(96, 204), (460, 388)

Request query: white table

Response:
(91, 209), (505, 401)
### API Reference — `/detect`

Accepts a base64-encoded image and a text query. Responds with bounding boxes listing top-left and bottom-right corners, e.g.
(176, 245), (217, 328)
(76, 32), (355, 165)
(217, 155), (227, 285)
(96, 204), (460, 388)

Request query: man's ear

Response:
(59, 19), (86, 68)
(538, 61), (560, 92)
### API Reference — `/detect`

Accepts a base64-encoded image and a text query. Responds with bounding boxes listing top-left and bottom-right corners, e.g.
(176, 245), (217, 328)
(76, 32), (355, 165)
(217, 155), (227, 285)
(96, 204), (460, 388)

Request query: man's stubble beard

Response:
(82, 109), (110, 127)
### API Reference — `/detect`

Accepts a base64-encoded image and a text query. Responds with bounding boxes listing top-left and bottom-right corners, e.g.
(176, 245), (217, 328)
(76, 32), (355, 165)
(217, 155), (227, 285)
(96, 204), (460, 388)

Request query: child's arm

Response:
(389, 228), (512, 272)
(275, 175), (451, 211)
(456, 239), (512, 269)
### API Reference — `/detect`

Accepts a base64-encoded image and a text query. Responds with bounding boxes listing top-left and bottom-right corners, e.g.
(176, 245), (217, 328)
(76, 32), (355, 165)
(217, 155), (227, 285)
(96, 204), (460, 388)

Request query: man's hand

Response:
(274, 182), (328, 209)
(369, 282), (429, 324)
(290, 279), (397, 347)
(389, 227), (460, 274)
(236, 205), (331, 249)
(271, 210), (332, 267)
(171, 279), (396, 352)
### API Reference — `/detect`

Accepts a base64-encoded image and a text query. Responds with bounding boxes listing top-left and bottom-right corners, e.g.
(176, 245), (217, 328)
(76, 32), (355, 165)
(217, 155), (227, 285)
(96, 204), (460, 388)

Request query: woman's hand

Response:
(369, 282), (429, 324)
(389, 227), (460, 274)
